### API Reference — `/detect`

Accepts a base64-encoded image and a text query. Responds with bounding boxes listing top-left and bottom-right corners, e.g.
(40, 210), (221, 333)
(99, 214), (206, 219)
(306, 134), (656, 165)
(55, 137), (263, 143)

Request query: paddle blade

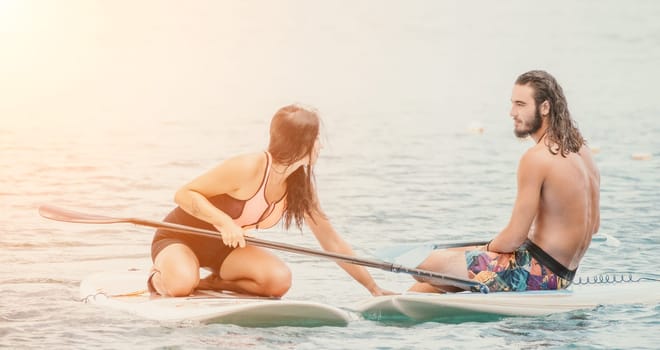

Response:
(38, 204), (126, 224)
(596, 233), (621, 247)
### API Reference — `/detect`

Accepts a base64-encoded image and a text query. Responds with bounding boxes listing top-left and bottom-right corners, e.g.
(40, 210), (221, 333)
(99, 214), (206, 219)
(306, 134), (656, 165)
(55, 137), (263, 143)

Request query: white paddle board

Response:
(355, 278), (660, 322)
(80, 269), (352, 327)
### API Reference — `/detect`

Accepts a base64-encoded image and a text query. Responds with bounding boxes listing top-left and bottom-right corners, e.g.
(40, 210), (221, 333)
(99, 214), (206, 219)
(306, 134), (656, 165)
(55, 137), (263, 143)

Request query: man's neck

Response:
(532, 126), (548, 144)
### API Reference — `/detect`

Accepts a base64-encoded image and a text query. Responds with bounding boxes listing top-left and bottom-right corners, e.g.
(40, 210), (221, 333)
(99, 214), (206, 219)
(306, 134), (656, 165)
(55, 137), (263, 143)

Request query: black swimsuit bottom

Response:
(521, 239), (577, 281)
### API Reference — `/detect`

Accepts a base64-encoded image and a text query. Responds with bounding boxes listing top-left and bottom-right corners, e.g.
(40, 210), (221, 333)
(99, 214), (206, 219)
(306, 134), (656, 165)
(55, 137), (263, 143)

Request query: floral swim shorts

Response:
(465, 239), (576, 292)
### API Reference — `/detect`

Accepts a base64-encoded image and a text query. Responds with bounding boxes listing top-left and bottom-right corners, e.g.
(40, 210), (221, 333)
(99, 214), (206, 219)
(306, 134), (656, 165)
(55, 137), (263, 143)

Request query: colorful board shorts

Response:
(465, 239), (576, 292)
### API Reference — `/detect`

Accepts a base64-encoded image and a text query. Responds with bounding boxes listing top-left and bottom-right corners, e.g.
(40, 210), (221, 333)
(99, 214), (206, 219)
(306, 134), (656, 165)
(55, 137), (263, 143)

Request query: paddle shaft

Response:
(38, 205), (488, 293)
(431, 241), (489, 249)
(382, 236), (610, 262)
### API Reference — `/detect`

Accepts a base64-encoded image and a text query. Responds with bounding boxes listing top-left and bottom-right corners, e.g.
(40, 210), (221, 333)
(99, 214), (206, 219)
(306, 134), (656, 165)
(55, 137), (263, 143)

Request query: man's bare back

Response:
(527, 142), (600, 270)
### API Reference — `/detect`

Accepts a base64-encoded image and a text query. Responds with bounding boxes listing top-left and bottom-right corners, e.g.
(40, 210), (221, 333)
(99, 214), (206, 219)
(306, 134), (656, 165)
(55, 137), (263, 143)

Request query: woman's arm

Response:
(174, 153), (262, 248)
(305, 208), (392, 296)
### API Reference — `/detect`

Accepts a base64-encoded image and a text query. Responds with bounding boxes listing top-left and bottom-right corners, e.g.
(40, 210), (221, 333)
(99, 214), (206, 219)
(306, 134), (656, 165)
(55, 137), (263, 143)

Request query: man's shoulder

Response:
(523, 141), (583, 162)
(578, 144), (596, 160)
(520, 144), (553, 164)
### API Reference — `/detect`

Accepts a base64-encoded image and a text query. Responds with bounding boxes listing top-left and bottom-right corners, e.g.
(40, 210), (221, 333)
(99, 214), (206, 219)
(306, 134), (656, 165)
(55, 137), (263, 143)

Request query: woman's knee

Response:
(262, 265), (292, 297)
(153, 244), (200, 296)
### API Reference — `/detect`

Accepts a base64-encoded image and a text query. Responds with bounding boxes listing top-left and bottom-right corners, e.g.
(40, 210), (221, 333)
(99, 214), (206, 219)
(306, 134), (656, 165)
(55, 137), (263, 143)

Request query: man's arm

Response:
(488, 150), (546, 253)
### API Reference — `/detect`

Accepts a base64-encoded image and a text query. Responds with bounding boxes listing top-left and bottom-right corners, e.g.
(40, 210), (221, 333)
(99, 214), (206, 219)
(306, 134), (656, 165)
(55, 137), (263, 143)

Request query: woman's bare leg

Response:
(201, 246), (292, 297)
(150, 243), (200, 296)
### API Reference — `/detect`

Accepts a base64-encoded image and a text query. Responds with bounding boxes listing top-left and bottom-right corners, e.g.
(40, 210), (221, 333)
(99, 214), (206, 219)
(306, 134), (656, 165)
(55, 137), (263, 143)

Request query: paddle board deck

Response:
(355, 279), (660, 323)
(80, 269), (352, 327)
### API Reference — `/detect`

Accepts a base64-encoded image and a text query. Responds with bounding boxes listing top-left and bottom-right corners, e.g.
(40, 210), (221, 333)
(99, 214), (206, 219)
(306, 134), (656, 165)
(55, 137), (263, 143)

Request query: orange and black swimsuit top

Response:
(169, 152), (286, 231)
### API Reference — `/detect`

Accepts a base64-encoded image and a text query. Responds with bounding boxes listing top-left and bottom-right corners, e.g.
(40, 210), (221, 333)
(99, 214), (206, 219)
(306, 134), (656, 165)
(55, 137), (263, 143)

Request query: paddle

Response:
(376, 234), (619, 268)
(38, 204), (489, 293)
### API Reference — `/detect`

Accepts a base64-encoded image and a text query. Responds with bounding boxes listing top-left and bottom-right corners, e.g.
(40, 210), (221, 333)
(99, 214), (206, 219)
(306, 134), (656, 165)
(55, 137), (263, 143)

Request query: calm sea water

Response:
(1, 1), (659, 349)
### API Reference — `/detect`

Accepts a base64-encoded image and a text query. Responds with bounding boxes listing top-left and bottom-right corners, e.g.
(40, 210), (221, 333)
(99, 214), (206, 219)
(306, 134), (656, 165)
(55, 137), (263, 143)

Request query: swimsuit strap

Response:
(521, 239), (577, 281)
(232, 152), (271, 227)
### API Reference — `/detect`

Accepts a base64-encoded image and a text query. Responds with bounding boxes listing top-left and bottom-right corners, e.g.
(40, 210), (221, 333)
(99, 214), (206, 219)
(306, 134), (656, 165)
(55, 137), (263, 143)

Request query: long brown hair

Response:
(268, 105), (321, 230)
(516, 70), (584, 156)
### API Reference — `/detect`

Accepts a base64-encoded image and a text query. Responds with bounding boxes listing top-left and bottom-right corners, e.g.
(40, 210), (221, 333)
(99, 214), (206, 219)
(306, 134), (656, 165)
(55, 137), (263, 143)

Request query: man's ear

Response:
(541, 100), (550, 116)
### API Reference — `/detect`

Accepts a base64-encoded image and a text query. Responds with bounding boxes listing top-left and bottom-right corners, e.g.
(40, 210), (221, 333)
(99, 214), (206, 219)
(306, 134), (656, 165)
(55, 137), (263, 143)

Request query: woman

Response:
(149, 105), (390, 297)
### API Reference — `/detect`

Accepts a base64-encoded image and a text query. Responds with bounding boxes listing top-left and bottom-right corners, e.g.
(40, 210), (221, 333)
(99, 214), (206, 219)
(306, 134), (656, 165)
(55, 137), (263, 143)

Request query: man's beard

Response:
(515, 106), (543, 138)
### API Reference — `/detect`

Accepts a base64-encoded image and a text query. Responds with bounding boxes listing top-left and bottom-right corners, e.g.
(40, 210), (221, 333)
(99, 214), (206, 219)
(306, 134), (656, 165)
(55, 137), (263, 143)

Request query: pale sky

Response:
(0, 1), (470, 130)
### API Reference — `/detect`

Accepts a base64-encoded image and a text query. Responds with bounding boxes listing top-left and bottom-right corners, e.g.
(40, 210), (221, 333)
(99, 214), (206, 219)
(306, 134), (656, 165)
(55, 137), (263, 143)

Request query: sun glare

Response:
(0, 0), (25, 31)
(0, 1), (87, 130)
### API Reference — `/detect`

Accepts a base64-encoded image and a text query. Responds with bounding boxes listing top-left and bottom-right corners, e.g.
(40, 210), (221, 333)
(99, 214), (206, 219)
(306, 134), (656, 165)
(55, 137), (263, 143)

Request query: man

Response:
(410, 70), (600, 293)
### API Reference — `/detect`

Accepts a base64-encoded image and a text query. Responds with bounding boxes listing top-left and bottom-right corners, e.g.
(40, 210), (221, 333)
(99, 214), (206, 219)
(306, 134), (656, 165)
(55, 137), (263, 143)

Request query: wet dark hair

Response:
(268, 105), (322, 230)
(516, 70), (585, 156)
